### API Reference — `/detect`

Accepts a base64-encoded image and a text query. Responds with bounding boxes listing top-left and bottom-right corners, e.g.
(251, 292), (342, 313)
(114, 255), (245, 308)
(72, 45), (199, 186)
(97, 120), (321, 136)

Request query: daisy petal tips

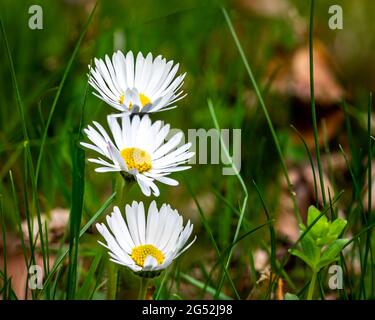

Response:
(88, 50), (187, 114)
(80, 114), (195, 197)
(96, 201), (196, 278)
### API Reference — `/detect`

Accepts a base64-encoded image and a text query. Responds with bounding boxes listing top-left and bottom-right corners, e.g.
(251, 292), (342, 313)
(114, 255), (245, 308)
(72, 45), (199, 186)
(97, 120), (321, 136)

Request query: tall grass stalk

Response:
(0, 196), (7, 300)
(35, 3), (97, 184)
(203, 221), (273, 293)
(207, 99), (247, 298)
(66, 113), (86, 299)
(39, 191), (116, 297)
(361, 93), (374, 299)
(309, 0), (326, 206)
(221, 7), (301, 224)
(185, 178), (240, 299)
(291, 125), (318, 207)
(0, 18), (29, 141)
(252, 181), (277, 294)
(24, 142), (49, 295)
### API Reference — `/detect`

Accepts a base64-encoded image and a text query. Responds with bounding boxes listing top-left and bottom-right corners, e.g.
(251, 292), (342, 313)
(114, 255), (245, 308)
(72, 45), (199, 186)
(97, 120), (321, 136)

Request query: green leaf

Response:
(319, 239), (349, 268)
(301, 233), (320, 264)
(284, 293), (300, 300)
(328, 219), (347, 237)
(316, 257), (340, 270)
(289, 248), (315, 269)
(307, 206), (329, 238)
(307, 205), (321, 225)
(316, 235), (336, 246)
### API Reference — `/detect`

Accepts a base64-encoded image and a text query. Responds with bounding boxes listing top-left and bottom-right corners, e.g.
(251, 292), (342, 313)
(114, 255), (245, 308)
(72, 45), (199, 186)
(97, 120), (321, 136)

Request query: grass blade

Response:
(361, 92), (373, 299)
(291, 125), (318, 207)
(0, 18), (29, 141)
(0, 195), (8, 300)
(207, 99), (247, 298)
(309, 0), (326, 205)
(66, 132), (86, 299)
(221, 7), (301, 223)
(39, 191), (116, 297)
(180, 273), (232, 300)
(185, 178), (240, 299)
(77, 253), (102, 299)
(35, 2), (97, 184)
(252, 180), (277, 297)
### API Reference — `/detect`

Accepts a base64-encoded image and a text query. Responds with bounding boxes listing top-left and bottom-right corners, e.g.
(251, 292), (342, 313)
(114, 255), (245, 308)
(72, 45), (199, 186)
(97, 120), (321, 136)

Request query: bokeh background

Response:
(0, 0), (374, 299)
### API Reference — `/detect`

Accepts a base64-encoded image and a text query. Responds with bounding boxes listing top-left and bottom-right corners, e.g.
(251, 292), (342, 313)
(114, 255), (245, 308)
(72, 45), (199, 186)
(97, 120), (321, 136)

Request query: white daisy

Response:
(88, 50), (186, 114)
(96, 201), (196, 277)
(80, 114), (194, 197)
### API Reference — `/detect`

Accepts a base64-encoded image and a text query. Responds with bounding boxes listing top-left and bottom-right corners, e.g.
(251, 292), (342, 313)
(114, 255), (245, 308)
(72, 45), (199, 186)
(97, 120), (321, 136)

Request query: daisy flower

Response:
(96, 201), (196, 277)
(80, 114), (194, 197)
(88, 50), (186, 114)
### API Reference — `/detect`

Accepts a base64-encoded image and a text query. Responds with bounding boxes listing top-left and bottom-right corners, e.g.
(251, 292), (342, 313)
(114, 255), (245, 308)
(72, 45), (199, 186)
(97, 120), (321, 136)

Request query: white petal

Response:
(142, 255), (158, 271)
(152, 132), (183, 160)
(137, 202), (146, 244)
(146, 201), (158, 243)
(134, 52), (145, 89)
(125, 51), (135, 88)
(107, 115), (124, 150)
(125, 203), (141, 246)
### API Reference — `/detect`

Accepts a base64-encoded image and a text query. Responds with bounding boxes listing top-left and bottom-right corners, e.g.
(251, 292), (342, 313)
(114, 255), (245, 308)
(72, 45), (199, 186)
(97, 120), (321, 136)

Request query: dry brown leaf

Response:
(275, 199), (300, 242)
(270, 41), (345, 106)
(21, 207), (69, 246)
(235, 0), (291, 18)
(1, 232), (56, 299)
(277, 161), (338, 242)
(276, 278), (284, 300)
(235, 0), (306, 38)
(292, 110), (344, 149)
(268, 41), (346, 150)
(276, 168), (307, 242)
(301, 164), (335, 206)
(253, 248), (269, 272)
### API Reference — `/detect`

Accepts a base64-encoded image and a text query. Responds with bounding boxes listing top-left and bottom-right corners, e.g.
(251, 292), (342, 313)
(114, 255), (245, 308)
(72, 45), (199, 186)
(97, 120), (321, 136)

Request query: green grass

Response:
(309, 0), (326, 206)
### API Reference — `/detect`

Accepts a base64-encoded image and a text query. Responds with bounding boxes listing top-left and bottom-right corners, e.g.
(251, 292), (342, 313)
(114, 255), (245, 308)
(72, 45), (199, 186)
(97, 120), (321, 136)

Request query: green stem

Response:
(115, 173), (127, 208)
(106, 174), (133, 300)
(107, 262), (118, 300)
(138, 277), (150, 300)
(307, 271), (317, 300)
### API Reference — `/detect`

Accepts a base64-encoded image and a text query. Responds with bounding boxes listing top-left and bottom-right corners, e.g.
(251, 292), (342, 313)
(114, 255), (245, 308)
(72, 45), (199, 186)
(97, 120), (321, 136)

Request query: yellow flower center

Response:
(118, 93), (151, 110)
(131, 244), (164, 267)
(120, 147), (152, 173)
(139, 93), (151, 107)
(119, 94), (125, 104)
